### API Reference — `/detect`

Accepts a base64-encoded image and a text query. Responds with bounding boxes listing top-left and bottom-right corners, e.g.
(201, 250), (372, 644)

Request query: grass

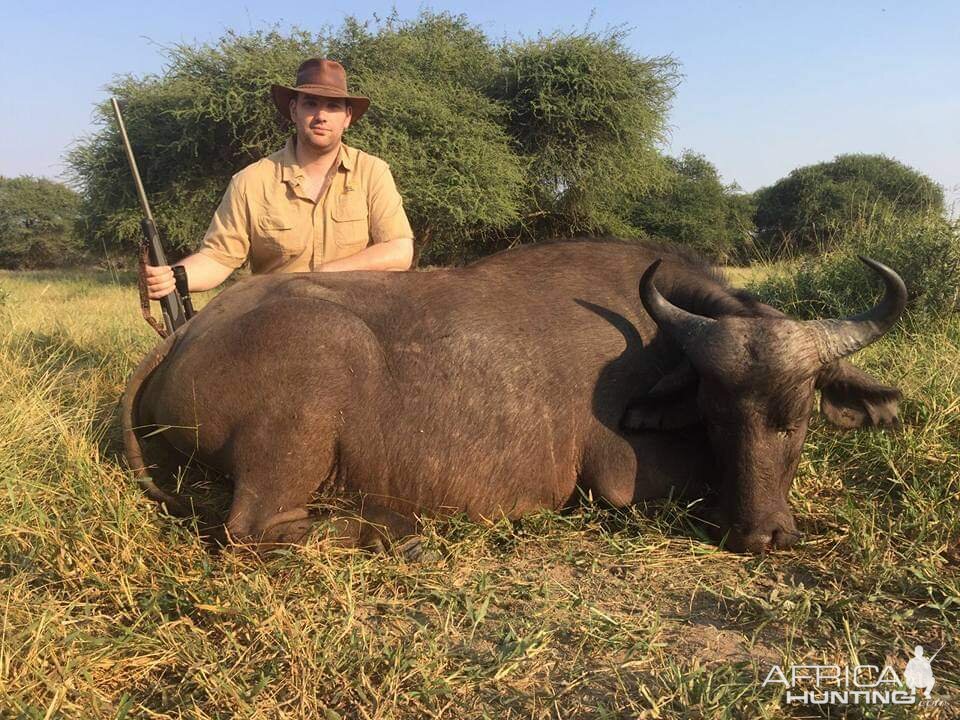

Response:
(1, 267), (958, 718)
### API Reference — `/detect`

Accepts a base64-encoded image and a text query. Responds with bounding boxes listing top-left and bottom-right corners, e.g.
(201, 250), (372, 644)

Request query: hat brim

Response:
(271, 84), (370, 124)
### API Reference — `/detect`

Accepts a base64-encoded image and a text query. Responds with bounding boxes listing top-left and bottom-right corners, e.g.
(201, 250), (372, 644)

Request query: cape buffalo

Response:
(122, 240), (905, 554)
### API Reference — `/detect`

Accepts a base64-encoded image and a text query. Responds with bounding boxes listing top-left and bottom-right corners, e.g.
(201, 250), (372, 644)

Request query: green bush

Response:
(331, 16), (525, 263)
(493, 31), (678, 240)
(628, 151), (755, 263)
(0, 176), (85, 269)
(67, 13), (680, 266)
(753, 154), (945, 258)
(748, 210), (960, 319)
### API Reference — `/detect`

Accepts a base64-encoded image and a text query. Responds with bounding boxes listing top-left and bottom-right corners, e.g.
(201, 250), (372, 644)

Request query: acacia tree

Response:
(68, 13), (680, 266)
(628, 151), (754, 262)
(0, 176), (84, 268)
(753, 154), (945, 256)
(493, 31), (679, 241)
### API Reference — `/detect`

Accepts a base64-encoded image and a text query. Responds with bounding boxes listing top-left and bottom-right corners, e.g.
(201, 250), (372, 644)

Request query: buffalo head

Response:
(636, 257), (906, 553)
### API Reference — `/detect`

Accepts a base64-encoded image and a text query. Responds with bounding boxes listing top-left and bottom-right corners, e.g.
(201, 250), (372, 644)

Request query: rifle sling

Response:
(138, 244), (168, 339)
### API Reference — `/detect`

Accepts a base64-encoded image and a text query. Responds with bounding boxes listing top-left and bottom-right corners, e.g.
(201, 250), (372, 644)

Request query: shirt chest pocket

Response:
(331, 196), (369, 247)
(256, 214), (306, 256)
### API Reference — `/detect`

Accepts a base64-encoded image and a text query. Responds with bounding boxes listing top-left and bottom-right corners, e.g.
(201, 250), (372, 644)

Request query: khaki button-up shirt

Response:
(199, 139), (413, 273)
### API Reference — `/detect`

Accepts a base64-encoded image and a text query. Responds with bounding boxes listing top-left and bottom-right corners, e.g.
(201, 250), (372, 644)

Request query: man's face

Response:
(290, 94), (352, 154)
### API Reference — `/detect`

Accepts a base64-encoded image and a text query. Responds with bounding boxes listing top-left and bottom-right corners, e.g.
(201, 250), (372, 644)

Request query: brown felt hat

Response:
(270, 59), (370, 123)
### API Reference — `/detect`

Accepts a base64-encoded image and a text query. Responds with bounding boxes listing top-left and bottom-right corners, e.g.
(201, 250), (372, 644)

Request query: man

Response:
(145, 59), (414, 300)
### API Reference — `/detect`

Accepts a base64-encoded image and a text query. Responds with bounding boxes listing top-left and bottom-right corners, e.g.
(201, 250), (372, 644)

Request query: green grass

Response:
(1, 268), (958, 718)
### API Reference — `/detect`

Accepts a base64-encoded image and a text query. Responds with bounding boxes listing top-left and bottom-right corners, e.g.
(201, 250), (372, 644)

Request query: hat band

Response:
(292, 83), (352, 98)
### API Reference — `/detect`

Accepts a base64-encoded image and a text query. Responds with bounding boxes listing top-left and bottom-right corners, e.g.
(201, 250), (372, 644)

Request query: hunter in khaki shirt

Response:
(144, 58), (414, 301)
(199, 139), (414, 274)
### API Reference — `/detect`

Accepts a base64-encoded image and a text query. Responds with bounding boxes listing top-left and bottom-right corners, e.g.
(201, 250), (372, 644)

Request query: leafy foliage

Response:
(0, 176), (84, 268)
(493, 30), (679, 239)
(68, 14), (680, 266)
(753, 153), (945, 257)
(330, 16), (525, 263)
(350, 74), (524, 264)
(749, 210), (960, 319)
(628, 151), (755, 262)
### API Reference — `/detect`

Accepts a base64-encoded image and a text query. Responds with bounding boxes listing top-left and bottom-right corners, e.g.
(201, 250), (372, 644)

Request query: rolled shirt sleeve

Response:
(199, 177), (251, 269)
(367, 162), (414, 244)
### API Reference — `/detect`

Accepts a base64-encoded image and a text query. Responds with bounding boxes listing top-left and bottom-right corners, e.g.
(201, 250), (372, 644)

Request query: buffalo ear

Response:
(816, 360), (902, 430)
(647, 358), (697, 397)
(622, 361), (700, 431)
(622, 393), (700, 431)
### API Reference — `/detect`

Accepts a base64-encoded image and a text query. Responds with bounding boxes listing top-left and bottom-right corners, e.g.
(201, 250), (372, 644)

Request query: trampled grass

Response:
(0, 268), (957, 718)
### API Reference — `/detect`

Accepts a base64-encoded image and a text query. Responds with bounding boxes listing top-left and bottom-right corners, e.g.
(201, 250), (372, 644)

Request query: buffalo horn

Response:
(807, 256), (907, 364)
(639, 259), (716, 351)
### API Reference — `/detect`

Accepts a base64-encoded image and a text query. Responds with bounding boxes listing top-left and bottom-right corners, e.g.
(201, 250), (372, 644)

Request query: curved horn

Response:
(806, 256), (907, 365)
(639, 259), (716, 351)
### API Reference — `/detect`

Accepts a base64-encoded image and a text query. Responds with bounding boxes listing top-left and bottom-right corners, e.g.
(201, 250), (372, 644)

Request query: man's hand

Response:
(144, 263), (177, 300)
(143, 253), (235, 300)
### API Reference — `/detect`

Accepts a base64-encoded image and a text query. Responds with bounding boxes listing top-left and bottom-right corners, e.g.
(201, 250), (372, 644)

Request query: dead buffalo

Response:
(122, 240), (905, 554)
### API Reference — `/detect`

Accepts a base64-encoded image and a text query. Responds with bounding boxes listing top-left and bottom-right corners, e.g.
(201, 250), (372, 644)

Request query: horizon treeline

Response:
(0, 12), (948, 270)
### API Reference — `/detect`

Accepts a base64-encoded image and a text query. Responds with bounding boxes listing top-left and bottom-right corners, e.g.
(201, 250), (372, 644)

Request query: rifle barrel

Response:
(110, 98), (155, 225)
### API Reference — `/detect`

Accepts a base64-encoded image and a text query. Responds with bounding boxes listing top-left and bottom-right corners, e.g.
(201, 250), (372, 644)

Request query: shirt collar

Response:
(280, 138), (354, 185)
(279, 137), (303, 185)
(338, 143), (355, 172)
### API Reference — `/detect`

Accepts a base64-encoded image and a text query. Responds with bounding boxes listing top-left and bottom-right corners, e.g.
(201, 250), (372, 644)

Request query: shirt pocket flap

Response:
(259, 215), (293, 231)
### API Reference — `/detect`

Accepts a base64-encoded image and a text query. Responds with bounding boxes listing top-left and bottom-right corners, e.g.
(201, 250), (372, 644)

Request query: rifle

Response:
(110, 98), (194, 337)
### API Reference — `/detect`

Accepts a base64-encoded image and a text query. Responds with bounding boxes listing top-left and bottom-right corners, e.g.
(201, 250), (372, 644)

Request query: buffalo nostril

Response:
(715, 527), (772, 554)
(703, 508), (799, 553)
(724, 513), (799, 554)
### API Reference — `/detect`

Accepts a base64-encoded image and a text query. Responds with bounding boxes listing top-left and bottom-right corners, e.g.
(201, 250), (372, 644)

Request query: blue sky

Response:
(2, 0), (958, 210)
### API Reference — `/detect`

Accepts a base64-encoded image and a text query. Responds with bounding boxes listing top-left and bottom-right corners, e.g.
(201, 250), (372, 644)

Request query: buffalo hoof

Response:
(716, 511), (801, 554)
(394, 536), (442, 563)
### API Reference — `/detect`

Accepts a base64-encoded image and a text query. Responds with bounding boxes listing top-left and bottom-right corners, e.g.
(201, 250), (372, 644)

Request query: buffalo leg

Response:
(224, 477), (318, 549)
(226, 494), (420, 556)
(224, 456), (419, 554)
(223, 423), (336, 548)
